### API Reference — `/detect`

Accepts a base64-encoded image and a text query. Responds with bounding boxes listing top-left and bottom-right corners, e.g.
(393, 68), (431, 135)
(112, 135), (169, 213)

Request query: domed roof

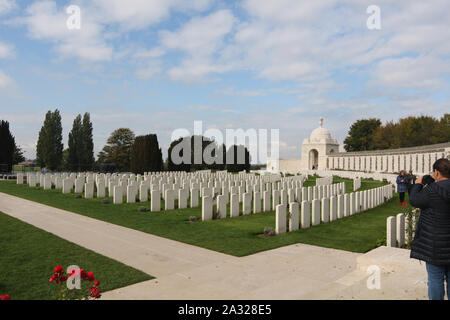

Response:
(309, 118), (332, 142)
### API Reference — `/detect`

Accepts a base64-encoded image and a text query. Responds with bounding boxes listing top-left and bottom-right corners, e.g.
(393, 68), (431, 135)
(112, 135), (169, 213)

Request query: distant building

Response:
(267, 117), (450, 175)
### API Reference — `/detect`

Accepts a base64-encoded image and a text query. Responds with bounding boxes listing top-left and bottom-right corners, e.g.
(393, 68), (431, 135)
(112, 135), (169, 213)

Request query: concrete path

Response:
(0, 192), (427, 299)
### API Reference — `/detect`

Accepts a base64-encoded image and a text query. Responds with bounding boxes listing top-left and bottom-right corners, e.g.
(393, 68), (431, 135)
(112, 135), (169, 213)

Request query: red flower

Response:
(87, 272), (95, 282)
(80, 269), (88, 280)
(89, 287), (101, 299)
(54, 265), (63, 273)
(94, 280), (100, 287)
(0, 294), (10, 300)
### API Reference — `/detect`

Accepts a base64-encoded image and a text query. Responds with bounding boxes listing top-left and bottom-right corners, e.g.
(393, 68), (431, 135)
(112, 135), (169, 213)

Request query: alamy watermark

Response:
(367, 5), (381, 30)
(366, 265), (381, 290)
(170, 121), (279, 165)
(66, 5), (81, 30)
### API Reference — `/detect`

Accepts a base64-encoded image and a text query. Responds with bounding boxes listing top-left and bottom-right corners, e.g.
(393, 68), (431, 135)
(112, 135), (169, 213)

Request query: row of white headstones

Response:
(16, 171), (388, 233)
(272, 184), (394, 234)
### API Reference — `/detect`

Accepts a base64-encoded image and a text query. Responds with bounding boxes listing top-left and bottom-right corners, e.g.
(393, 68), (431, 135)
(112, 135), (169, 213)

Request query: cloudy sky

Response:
(0, 0), (449, 163)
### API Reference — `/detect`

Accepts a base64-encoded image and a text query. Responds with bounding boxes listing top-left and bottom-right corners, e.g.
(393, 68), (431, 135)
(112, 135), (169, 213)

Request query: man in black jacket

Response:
(410, 158), (450, 300)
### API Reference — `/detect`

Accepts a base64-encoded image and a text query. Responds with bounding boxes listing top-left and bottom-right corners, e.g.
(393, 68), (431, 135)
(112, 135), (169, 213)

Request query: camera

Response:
(422, 175), (435, 185)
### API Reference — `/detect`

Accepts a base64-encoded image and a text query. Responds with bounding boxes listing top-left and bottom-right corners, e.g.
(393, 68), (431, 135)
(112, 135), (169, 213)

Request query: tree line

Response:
(1, 109), (251, 173)
(344, 114), (450, 152)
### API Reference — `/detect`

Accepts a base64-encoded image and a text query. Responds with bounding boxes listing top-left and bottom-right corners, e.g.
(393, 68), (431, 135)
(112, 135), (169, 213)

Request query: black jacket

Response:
(410, 180), (450, 266)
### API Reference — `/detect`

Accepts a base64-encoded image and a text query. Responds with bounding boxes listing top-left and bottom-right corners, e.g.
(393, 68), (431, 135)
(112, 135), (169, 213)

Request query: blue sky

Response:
(0, 0), (449, 163)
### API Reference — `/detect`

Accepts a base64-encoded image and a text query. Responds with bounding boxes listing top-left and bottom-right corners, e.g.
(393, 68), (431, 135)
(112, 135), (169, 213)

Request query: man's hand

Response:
(416, 176), (423, 184)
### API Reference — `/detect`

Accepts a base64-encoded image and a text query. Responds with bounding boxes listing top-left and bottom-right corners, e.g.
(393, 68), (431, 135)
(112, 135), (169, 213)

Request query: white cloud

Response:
(91, 0), (212, 31)
(0, 0), (16, 15)
(11, 1), (113, 61)
(371, 55), (450, 90)
(0, 42), (14, 58)
(0, 70), (12, 88)
(159, 9), (236, 82)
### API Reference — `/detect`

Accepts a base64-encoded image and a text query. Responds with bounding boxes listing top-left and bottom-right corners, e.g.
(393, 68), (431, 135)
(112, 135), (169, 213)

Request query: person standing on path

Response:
(410, 158), (450, 300)
(396, 170), (409, 204)
(407, 170), (416, 196)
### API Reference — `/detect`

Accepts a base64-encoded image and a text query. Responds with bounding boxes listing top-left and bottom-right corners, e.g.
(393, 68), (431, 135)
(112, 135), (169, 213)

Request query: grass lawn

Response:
(0, 177), (399, 257)
(0, 211), (153, 300)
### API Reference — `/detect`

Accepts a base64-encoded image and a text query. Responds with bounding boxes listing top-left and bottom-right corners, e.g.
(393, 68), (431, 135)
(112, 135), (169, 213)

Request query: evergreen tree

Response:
(67, 115), (83, 171)
(130, 134), (163, 174)
(0, 120), (15, 172)
(225, 145), (251, 172)
(13, 143), (25, 164)
(81, 113), (94, 171)
(36, 110), (63, 170)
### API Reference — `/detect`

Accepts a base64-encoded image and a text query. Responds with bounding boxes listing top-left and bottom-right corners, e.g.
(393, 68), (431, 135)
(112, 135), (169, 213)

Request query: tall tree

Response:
(225, 145), (251, 172)
(81, 113), (95, 171)
(343, 119), (382, 152)
(130, 134), (163, 174)
(0, 120), (15, 172)
(36, 110), (63, 170)
(97, 128), (135, 172)
(372, 114), (450, 150)
(67, 115), (83, 171)
(67, 113), (95, 171)
(13, 143), (25, 164)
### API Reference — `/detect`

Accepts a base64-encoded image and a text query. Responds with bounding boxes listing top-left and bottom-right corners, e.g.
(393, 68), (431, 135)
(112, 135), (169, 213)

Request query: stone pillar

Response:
(289, 202), (299, 232)
(396, 213), (405, 248)
(301, 201), (310, 229)
(275, 204), (287, 234)
(387, 216), (397, 247)
(202, 196), (213, 221)
(243, 192), (252, 215)
(85, 182), (94, 199)
(62, 179), (71, 194)
(301, 187), (307, 202)
(113, 186), (123, 204)
(312, 199), (320, 226)
(253, 191), (261, 213)
(165, 189), (175, 210)
(190, 188), (199, 208)
(230, 193), (239, 218)
(272, 190), (280, 210)
(330, 196), (337, 221)
(75, 178), (84, 193)
(288, 189), (295, 204)
(217, 195), (227, 219)
(337, 194), (344, 219)
(139, 184), (148, 202)
(355, 191), (360, 213)
(44, 175), (52, 190)
(178, 189), (188, 209)
(321, 198), (329, 223)
(349, 193), (355, 216)
(263, 190), (271, 212)
(97, 181), (105, 198)
(295, 187), (302, 203)
(28, 174), (37, 187)
(343, 193), (350, 217)
(127, 185), (136, 203)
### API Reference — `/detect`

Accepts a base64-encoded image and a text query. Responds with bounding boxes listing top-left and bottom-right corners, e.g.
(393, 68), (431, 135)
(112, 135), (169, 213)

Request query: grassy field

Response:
(0, 177), (399, 257)
(0, 211), (153, 300)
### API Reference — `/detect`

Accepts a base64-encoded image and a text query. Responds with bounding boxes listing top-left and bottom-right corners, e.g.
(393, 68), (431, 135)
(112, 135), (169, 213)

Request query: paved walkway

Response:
(0, 192), (427, 299)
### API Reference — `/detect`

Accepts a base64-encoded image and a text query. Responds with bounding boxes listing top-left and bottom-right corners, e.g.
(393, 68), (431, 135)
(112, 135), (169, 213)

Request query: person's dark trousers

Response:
(399, 192), (405, 203)
(426, 263), (449, 300)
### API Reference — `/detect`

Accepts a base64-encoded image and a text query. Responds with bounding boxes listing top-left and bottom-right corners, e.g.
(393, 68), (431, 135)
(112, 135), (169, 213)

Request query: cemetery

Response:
(0, 171), (394, 256)
(1, 112), (448, 301)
